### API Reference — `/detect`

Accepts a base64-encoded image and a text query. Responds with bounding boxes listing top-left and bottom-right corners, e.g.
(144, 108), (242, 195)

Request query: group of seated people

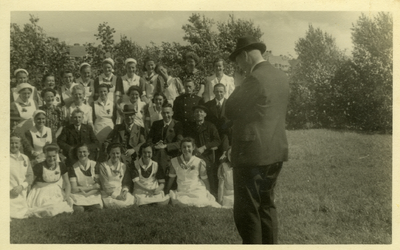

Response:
(10, 53), (236, 219)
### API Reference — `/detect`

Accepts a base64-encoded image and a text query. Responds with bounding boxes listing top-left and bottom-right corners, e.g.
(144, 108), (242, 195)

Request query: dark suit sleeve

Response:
(205, 123), (221, 150)
(225, 75), (264, 121)
(57, 127), (72, 156)
(166, 121), (183, 152)
(87, 125), (100, 151)
(146, 122), (156, 144)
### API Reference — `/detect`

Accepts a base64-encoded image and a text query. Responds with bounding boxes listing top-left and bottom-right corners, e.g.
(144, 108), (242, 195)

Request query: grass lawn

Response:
(10, 129), (392, 244)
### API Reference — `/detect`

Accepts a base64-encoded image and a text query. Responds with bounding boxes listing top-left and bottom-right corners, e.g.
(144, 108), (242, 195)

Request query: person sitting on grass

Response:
(131, 143), (170, 206)
(217, 148), (234, 209)
(69, 143), (103, 212)
(27, 144), (74, 218)
(165, 138), (220, 208)
(10, 133), (34, 219)
(98, 143), (135, 208)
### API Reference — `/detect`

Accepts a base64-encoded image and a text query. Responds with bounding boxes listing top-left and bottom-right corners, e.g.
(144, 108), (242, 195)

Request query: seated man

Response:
(172, 79), (203, 126)
(147, 103), (183, 173)
(184, 105), (221, 195)
(204, 83), (233, 159)
(104, 104), (145, 166)
(58, 108), (99, 166)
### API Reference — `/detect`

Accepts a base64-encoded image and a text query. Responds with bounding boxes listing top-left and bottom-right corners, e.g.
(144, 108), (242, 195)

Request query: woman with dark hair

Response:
(178, 52), (205, 98)
(132, 142), (170, 206)
(155, 64), (185, 105)
(27, 144), (74, 217)
(41, 73), (62, 106)
(60, 69), (78, 106)
(69, 143), (103, 212)
(140, 57), (158, 103)
(98, 143), (135, 208)
(75, 63), (95, 105)
(39, 88), (65, 137)
(92, 84), (117, 144)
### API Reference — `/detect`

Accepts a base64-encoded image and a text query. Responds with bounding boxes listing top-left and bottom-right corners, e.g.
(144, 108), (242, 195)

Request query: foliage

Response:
(10, 15), (77, 89)
(11, 130), (392, 244)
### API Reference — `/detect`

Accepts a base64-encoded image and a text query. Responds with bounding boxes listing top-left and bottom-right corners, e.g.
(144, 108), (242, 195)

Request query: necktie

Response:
(162, 124), (168, 141)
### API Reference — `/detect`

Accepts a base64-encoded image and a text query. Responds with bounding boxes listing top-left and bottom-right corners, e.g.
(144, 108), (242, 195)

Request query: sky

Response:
(10, 11), (369, 57)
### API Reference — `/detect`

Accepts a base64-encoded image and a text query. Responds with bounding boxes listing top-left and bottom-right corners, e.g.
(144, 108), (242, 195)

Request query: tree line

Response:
(10, 12), (392, 133)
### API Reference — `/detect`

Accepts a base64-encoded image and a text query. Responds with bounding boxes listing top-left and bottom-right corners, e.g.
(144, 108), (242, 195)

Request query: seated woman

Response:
(69, 143), (103, 212)
(10, 133), (34, 219)
(165, 138), (220, 208)
(132, 143), (170, 206)
(217, 148), (234, 209)
(98, 143), (135, 208)
(27, 144), (74, 218)
(25, 110), (56, 165)
(10, 83), (39, 135)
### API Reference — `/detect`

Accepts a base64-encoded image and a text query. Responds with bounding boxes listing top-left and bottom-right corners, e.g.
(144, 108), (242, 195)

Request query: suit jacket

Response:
(225, 61), (289, 167)
(184, 121), (221, 161)
(105, 123), (145, 153)
(57, 124), (99, 159)
(147, 119), (183, 155)
(172, 94), (203, 124)
(204, 98), (232, 136)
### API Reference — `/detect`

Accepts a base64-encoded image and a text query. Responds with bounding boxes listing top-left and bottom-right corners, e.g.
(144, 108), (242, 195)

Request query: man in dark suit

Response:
(147, 103), (183, 173)
(172, 79), (203, 126)
(204, 83), (232, 156)
(104, 104), (145, 165)
(226, 37), (289, 244)
(58, 108), (99, 166)
(184, 105), (221, 195)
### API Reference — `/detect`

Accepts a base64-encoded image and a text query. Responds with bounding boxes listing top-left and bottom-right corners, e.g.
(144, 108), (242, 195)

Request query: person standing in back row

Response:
(225, 37), (289, 244)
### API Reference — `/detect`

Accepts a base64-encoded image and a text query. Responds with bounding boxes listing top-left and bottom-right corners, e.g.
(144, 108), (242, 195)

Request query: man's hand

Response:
(196, 146), (206, 154)
(125, 148), (136, 156)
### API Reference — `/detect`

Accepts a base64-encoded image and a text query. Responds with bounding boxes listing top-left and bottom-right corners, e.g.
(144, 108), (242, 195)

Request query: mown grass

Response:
(10, 129), (392, 244)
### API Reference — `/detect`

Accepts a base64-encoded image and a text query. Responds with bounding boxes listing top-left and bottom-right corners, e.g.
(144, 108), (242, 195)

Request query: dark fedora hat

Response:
(122, 104), (137, 114)
(229, 36), (267, 61)
(192, 105), (208, 114)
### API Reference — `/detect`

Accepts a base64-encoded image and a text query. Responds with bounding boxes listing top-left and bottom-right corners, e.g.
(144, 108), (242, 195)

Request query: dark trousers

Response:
(233, 162), (283, 244)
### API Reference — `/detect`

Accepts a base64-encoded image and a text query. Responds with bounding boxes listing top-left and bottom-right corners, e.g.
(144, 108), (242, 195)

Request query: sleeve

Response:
(166, 121), (183, 152)
(204, 123), (221, 150)
(87, 126), (100, 151)
(155, 162), (165, 182)
(57, 126), (72, 155)
(175, 78), (185, 95)
(87, 105), (94, 125)
(59, 162), (68, 175)
(68, 165), (77, 182)
(199, 159), (208, 180)
(168, 160), (177, 178)
(139, 77), (147, 97)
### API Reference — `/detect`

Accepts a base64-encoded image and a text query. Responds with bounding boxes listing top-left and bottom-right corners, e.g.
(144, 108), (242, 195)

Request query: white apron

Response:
(10, 153), (30, 219)
(93, 100), (114, 143)
(70, 161), (103, 207)
(100, 160), (135, 208)
(30, 127), (53, 163)
(27, 164), (73, 217)
(133, 159), (169, 206)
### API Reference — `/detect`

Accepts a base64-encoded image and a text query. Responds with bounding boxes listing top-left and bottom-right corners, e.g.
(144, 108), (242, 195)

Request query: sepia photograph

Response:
(3, 0), (396, 247)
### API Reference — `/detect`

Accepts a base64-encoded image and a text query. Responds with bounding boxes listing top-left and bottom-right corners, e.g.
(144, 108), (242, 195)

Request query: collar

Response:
(215, 98), (224, 105)
(101, 73), (114, 81)
(78, 160), (90, 171)
(139, 158), (152, 171)
(10, 152), (22, 160)
(75, 125), (81, 130)
(163, 120), (172, 127)
(96, 98), (111, 106)
(196, 120), (205, 126)
(16, 97), (31, 106)
(250, 60), (266, 74)
(122, 74), (138, 81)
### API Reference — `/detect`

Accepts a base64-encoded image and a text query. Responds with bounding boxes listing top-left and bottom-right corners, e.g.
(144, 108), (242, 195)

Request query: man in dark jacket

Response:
(172, 79), (203, 126)
(58, 108), (99, 166)
(226, 37), (289, 244)
(184, 105), (221, 195)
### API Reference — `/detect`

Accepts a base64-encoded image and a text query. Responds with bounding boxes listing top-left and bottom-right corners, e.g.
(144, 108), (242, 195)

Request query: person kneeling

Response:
(99, 143), (135, 208)
(165, 138), (220, 208)
(69, 143), (103, 212)
(131, 143), (170, 206)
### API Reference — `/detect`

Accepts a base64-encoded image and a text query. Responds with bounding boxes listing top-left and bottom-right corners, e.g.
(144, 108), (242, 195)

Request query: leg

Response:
(258, 162), (282, 244)
(233, 167), (262, 244)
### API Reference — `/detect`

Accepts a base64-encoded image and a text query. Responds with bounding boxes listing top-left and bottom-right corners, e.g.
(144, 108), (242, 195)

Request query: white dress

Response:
(69, 160), (103, 208)
(27, 163), (74, 218)
(93, 99), (114, 143)
(10, 153), (32, 219)
(99, 160), (135, 208)
(132, 158), (170, 206)
(121, 74), (141, 103)
(169, 155), (220, 208)
(29, 126), (53, 163)
(218, 162), (234, 208)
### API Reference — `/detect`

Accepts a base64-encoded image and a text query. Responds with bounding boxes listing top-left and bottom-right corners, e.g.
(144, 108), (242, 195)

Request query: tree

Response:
(288, 25), (346, 128)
